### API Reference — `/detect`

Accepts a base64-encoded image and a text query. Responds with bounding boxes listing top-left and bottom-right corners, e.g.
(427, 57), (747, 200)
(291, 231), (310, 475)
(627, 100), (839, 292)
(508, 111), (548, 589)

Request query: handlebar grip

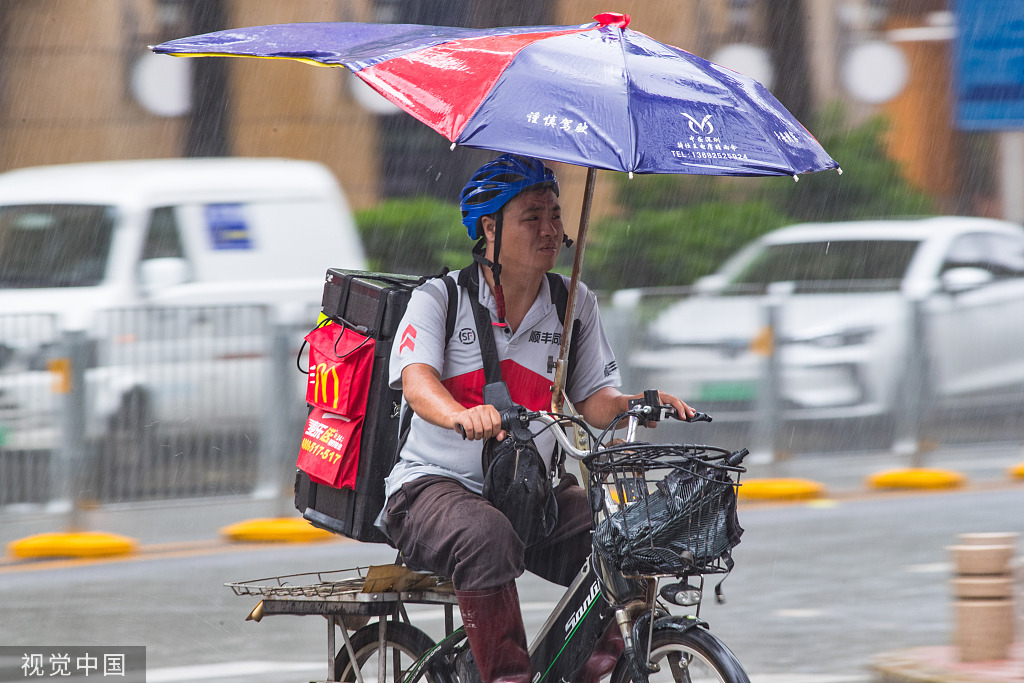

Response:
(501, 406), (535, 441)
(726, 448), (749, 466)
(663, 406), (713, 423)
(454, 405), (527, 441)
(499, 408), (518, 433)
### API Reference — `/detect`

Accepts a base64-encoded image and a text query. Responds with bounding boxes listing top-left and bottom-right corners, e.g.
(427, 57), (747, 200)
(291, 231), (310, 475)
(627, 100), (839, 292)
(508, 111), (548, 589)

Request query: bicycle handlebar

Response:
(503, 395), (715, 460)
(455, 389), (716, 462)
(456, 405), (747, 467)
(627, 389), (711, 424)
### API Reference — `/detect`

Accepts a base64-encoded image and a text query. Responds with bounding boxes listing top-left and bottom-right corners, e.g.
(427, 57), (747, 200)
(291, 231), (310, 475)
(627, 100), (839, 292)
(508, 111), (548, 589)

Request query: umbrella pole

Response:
(551, 166), (597, 413)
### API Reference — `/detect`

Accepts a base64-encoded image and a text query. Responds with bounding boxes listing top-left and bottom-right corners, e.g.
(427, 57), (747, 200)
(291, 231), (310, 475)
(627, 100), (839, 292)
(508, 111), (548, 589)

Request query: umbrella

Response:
(152, 12), (840, 409)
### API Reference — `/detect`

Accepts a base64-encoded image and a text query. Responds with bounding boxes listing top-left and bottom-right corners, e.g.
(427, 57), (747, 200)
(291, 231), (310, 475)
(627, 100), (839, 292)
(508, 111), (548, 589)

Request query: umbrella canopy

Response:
(153, 13), (838, 178)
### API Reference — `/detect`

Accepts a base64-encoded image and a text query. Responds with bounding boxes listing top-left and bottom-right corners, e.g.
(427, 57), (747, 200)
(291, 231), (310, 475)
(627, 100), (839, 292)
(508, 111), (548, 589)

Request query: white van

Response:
(0, 158), (366, 452)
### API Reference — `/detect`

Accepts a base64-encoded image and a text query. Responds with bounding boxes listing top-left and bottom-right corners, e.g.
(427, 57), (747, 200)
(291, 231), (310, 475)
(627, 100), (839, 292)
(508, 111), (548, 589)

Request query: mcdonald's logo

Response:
(313, 362), (341, 410)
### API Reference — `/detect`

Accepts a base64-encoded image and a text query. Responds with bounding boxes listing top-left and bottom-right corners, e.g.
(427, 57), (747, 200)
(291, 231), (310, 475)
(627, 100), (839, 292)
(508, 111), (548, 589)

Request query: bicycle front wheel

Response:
(611, 625), (750, 683)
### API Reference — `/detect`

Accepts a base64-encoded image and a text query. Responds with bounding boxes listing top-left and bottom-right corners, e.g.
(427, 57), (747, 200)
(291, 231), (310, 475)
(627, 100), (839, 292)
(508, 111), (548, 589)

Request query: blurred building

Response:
(0, 0), (997, 219)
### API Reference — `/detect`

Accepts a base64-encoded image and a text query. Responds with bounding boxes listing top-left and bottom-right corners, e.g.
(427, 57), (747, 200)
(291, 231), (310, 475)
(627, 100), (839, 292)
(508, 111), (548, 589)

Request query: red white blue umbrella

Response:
(152, 13), (839, 406)
(153, 13), (837, 177)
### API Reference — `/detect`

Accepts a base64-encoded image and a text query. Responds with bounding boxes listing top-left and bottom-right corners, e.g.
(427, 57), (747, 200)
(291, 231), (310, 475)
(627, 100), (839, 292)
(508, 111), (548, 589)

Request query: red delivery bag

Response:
(305, 322), (375, 418)
(297, 408), (364, 489)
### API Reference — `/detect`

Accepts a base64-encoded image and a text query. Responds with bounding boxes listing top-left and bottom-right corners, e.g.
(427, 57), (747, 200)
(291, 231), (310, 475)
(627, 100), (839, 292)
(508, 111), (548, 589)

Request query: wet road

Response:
(3, 482), (1022, 683)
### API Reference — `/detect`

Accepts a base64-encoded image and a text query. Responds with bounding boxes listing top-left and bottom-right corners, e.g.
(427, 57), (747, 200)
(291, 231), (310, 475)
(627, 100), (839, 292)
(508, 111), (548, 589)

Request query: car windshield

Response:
(725, 239), (920, 293)
(0, 204), (116, 288)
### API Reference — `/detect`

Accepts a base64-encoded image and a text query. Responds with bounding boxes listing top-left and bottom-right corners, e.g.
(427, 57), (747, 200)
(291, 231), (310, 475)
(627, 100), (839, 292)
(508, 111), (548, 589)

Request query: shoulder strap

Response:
(460, 266), (502, 386)
(456, 264), (476, 290)
(545, 273), (582, 389)
(442, 275), (458, 347)
(400, 271), (458, 453)
(545, 272), (569, 322)
(457, 265), (517, 414)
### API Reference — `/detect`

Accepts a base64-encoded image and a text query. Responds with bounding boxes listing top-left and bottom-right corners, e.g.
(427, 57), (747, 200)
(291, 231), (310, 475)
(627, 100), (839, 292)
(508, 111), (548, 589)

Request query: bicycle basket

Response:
(589, 443), (744, 577)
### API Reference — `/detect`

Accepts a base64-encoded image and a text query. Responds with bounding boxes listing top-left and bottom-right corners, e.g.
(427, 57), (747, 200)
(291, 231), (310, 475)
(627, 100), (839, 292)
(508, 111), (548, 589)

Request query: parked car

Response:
(0, 158), (366, 453)
(628, 217), (1024, 422)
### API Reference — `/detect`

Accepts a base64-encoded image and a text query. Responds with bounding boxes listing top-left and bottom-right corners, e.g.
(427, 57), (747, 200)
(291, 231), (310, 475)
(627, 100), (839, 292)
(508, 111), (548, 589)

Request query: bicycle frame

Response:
(529, 560), (616, 683)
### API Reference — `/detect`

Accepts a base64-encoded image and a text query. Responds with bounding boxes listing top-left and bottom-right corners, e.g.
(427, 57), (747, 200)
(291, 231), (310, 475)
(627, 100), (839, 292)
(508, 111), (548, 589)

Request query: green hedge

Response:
(583, 201), (790, 290)
(354, 197), (469, 275)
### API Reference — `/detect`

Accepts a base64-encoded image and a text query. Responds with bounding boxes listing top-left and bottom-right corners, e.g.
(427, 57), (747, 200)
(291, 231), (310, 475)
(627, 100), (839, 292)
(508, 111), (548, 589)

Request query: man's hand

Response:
(451, 404), (506, 441)
(402, 363), (505, 440)
(400, 364), (507, 440)
(578, 386), (697, 429)
(653, 390), (695, 424)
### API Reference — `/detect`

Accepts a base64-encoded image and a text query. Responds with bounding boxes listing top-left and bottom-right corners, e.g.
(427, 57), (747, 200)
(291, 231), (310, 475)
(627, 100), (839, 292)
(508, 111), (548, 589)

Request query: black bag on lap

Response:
(465, 266), (558, 547)
(481, 430), (559, 547)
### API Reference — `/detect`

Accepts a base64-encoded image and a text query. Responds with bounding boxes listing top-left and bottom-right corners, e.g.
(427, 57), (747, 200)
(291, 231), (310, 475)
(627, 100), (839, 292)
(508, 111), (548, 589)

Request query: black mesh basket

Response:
(588, 443), (744, 577)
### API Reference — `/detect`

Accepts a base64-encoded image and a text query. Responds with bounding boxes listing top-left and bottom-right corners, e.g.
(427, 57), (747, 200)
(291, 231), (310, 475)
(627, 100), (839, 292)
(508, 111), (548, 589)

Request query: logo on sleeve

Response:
(603, 361), (617, 377)
(399, 325), (417, 353)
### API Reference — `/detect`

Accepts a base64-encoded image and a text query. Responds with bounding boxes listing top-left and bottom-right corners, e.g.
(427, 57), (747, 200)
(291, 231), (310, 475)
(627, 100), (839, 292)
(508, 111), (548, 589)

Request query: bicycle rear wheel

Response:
(610, 625), (749, 683)
(335, 620), (445, 683)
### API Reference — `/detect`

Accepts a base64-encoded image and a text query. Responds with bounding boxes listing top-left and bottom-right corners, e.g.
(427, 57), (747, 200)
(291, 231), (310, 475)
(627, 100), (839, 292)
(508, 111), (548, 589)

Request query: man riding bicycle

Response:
(378, 154), (695, 683)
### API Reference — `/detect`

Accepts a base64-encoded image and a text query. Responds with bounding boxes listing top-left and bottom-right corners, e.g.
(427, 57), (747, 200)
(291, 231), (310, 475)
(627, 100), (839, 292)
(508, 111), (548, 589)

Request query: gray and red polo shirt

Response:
(380, 266), (620, 519)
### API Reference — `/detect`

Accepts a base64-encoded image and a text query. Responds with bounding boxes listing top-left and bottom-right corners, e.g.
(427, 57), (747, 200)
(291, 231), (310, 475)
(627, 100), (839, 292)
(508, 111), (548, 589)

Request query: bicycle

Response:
(227, 392), (750, 683)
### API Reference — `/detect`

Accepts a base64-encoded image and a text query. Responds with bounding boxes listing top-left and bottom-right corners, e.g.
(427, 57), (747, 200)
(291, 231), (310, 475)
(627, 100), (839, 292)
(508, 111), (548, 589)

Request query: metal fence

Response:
(3, 287), (1024, 514)
(0, 313), (61, 507)
(0, 306), (309, 509)
(602, 283), (1024, 463)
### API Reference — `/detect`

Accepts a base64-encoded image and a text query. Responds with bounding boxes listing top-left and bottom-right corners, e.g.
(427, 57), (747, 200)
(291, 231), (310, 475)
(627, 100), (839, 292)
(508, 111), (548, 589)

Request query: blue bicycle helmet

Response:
(460, 154), (559, 239)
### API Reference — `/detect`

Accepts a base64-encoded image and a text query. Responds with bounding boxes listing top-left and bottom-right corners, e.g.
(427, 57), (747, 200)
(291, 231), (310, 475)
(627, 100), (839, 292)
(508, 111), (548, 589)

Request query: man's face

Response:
(483, 187), (563, 276)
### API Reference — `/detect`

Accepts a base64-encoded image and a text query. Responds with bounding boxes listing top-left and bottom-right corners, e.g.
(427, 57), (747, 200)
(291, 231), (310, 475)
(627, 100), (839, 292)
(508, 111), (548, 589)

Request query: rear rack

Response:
(226, 568), (371, 598)
(225, 567), (457, 618)
(225, 566), (461, 682)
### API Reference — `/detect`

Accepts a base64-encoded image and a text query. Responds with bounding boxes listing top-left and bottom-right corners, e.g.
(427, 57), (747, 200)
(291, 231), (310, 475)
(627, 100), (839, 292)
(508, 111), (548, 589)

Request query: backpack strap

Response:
(445, 266), (581, 478)
(545, 272), (569, 322)
(459, 265), (503, 387)
(399, 271), (459, 451)
(545, 273), (582, 393)
(442, 275), (458, 347)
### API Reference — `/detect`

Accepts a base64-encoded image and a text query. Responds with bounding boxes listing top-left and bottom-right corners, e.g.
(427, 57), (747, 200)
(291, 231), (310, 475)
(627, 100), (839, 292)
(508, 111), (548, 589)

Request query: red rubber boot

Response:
(456, 582), (532, 683)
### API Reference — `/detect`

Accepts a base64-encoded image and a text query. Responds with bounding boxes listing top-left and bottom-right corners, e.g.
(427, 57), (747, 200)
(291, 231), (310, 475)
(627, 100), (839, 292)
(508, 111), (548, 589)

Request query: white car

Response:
(0, 158), (366, 453)
(628, 217), (1024, 422)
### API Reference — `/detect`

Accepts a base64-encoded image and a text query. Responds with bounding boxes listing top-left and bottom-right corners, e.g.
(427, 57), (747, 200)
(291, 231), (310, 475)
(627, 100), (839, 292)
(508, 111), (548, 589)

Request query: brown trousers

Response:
(384, 474), (593, 591)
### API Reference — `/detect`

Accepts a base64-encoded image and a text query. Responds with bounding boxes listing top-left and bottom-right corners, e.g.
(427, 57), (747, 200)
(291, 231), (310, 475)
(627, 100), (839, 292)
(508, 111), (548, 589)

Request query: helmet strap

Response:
(471, 213), (508, 327)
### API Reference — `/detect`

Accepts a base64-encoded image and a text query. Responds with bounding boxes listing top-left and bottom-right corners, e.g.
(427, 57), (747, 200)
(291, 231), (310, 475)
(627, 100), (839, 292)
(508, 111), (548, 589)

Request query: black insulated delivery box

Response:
(295, 269), (421, 545)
